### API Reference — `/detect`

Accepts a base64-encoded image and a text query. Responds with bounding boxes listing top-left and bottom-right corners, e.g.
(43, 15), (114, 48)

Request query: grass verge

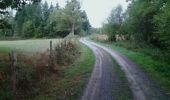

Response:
(108, 53), (133, 100)
(94, 41), (170, 96)
(34, 42), (95, 100)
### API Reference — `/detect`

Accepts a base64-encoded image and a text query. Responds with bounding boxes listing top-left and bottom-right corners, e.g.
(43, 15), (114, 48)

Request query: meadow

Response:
(0, 39), (61, 53)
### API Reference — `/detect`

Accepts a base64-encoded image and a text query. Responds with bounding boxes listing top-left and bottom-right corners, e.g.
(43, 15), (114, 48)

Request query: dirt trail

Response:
(80, 38), (115, 100)
(80, 38), (169, 100)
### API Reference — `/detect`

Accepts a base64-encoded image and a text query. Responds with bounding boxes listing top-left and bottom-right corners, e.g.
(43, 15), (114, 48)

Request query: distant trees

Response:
(47, 0), (91, 36)
(64, 0), (82, 35)
(0, 11), (14, 37)
(81, 11), (91, 34)
(47, 3), (69, 37)
(102, 0), (170, 59)
(103, 0), (170, 46)
(0, 0), (41, 11)
(102, 5), (124, 41)
(0, 0), (91, 38)
(15, 2), (44, 38)
(0, 0), (41, 30)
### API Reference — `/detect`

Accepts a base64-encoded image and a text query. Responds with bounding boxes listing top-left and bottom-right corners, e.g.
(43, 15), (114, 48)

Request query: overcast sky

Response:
(42, 0), (129, 28)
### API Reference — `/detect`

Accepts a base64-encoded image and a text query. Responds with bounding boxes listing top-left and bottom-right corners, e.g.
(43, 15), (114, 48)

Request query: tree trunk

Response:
(71, 22), (75, 36)
(49, 40), (54, 71)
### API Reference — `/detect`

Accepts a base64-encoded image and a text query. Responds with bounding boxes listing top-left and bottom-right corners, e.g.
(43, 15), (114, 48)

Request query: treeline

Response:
(0, 0), (91, 38)
(102, 0), (170, 60)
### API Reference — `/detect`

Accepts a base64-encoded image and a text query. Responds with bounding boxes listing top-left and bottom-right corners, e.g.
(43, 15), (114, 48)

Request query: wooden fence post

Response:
(49, 40), (54, 71)
(10, 51), (17, 96)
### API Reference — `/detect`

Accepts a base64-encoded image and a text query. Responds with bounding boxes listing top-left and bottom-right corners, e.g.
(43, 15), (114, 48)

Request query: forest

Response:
(0, 0), (91, 38)
(102, 0), (170, 63)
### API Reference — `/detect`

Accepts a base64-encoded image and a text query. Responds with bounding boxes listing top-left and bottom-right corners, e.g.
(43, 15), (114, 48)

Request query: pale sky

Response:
(43, 0), (129, 28)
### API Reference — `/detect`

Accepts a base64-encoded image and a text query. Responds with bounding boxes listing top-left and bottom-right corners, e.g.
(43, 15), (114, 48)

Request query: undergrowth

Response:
(0, 38), (95, 100)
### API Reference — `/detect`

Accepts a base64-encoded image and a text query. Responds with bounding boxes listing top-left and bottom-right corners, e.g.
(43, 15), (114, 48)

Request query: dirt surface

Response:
(80, 39), (114, 100)
(80, 38), (132, 100)
(80, 38), (170, 100)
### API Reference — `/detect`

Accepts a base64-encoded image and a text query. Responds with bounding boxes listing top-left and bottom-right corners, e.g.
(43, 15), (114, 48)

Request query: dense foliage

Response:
(102, 0), (170, 62)
(0, 0), (91, 38)
(0, 0), (41, 30)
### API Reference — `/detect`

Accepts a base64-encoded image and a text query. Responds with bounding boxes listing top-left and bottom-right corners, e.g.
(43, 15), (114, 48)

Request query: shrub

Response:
(54, 39), (81, 66)
(0, 52), (50, 99)
(0, 54), (13, 100)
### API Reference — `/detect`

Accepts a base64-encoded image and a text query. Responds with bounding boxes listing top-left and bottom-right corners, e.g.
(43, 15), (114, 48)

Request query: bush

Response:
(0, 52), (49, 99)
(0, 54), (13, 100)
(54, 39), (81, 66)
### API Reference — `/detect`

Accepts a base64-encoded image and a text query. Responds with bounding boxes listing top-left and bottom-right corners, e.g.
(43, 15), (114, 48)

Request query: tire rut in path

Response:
(81, 38), (170, 100)
(80, 38), (133, 100)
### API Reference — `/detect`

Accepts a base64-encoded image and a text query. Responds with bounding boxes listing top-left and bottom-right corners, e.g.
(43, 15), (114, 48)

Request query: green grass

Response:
(0, 39), (61, 53)
(0, 47), (10, 53)
(110, 40), (170, 63)
(34, 42), (95, 100)
(95, 41), (170, 96)
(107, 53), (133, 100)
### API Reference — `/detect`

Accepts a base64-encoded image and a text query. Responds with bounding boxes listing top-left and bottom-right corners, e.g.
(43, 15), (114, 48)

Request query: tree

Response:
(0, 0), (41, 30)
(2, 0), (91, 38)
(154, 1), (170, 51)
(22, 20), (34, 37)
(15, 2), (43, 37)
(124, 0), (168, 42)
(42, 1), (49, 22)
(108, 5), (123, 25)
(102, 5), (123, 40)
(102, 0), (170, 61)
(0, 0), (41, 12)
(64, 0), (82, 35)
(81, 11), (91, 34)
(47, 5), (68, 37)
(47, 0), (89, 37)
(0, 10), (14, 37)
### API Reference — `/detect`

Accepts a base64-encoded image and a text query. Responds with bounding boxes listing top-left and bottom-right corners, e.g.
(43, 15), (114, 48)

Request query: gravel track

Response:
(80, 38), (169, 100)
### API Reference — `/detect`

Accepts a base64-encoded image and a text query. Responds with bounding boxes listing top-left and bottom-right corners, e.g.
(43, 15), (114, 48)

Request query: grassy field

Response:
(95, 41), (170, 96)
(0, 39), (61, 53)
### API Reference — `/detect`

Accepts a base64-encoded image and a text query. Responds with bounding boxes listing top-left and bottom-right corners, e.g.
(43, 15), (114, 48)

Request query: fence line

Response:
(10, 51), (17, 97)
(49, 40), (54, 71)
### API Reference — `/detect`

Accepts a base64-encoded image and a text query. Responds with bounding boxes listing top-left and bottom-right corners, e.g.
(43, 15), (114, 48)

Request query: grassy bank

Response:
(94, 41), (170, 96)
(38, 43), (95, 100)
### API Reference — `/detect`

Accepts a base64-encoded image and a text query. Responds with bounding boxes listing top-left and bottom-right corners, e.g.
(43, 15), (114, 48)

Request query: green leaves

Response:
(103, 0), (170, 59)
(102, 5), (124, 40)
(47, 0), (90, 37)
(154, 1), (170, 50)
(1, 0), (91, 38)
